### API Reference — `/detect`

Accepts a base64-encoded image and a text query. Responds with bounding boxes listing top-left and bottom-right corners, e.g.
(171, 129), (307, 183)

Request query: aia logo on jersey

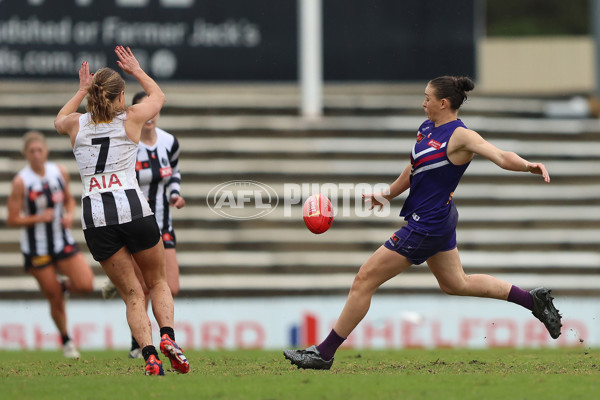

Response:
(428, 139), (442, 149)
(28, 190), (43, 202)
(86, 171), (126, 194)
(160, 167), (172, 178)
(162, 232), (173, 242)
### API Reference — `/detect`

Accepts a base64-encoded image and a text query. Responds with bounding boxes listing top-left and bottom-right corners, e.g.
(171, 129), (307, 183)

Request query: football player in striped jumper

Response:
(284, 76), (562, 370)
(123, 91), (185, 359)
(54, 46), (189, 376)
(7, 131), (94, 359)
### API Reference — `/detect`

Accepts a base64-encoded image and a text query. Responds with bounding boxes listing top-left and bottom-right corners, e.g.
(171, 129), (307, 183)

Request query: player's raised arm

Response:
(115, 46), (166, 142)
(54, 61), (93, 142)
(452, 127), (550, 183)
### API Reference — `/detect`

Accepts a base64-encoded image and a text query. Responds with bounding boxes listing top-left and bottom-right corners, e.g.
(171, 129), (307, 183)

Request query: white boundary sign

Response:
(0, 295), (597, 350)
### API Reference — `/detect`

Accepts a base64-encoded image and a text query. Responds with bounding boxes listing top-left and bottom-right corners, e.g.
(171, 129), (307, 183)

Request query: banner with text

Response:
(0, 0), (474, 81)
(0, 295), (596, 351)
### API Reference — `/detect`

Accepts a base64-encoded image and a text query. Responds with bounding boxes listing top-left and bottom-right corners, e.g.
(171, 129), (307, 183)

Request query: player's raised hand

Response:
(78, 61), (93, 92)
(115, 46), (142, 75)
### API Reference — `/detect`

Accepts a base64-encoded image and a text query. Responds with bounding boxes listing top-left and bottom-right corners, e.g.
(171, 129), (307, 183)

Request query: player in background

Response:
(103, 91), (185, 359)
(284, 76), (562, 370)
(54, 46), (189, 376)
(7, 131), (94, 359)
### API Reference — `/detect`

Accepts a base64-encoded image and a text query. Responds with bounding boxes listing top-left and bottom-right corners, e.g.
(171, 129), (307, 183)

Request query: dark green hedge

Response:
(487, 0), (589, 36)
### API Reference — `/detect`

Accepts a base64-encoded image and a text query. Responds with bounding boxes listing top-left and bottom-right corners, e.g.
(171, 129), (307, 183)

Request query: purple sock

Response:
(316, 329), (346, 361)
(507, 285), (534, 311)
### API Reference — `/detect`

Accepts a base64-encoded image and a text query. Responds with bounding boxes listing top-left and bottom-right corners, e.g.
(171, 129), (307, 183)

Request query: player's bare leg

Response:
(127, 258), (151, 358)
(164, 249), (180, 297)
(133, 241), (189, 373)
(56, 253), (94, 294)
(284, 246), (411, 369)
(30, 264), (80, 357)
(427, 248), (561, 338)
(100, 247), (153, 349)
(132, 240), (173, 329)
(30, 265), (67, 337)
(333, 246), (412, 337)
(426, 248), (511, 299)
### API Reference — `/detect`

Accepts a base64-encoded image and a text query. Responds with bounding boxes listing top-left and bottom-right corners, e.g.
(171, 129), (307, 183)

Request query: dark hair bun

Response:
(456, 76), (475, 92)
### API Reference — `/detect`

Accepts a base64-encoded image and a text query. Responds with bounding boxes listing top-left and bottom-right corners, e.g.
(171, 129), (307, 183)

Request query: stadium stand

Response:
(1, 82), (600, 299)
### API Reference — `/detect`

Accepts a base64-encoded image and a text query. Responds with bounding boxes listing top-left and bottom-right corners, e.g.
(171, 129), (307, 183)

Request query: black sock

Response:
(131, 336), (140, 350)
(61, 334), (70, 345)
(141, 345), (159, 362)
(160, 327), (175, 341)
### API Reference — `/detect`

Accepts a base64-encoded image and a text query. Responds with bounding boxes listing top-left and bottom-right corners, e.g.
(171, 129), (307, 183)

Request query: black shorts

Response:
(23, 243), (80, 271)
(83, 215), (161, 262)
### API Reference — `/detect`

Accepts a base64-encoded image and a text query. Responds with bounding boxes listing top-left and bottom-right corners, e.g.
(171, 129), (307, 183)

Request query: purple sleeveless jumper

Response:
(384, 119), (470, 264)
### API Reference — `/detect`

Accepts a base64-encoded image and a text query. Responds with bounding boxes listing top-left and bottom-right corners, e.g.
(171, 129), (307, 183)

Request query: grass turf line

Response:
(2, 348), (600, 399)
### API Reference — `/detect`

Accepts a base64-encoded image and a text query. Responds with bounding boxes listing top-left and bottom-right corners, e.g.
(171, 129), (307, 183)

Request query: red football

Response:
(303, 194), (333, 234)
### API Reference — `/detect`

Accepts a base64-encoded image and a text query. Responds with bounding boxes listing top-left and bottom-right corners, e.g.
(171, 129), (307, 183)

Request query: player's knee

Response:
(123, 286), (145, 302)
(439, 281), (466, 296)
(72, 278), (94, 293)
(440, 284), (457, 295)
(44, 287), (64, 305)
(349, 269), (372, 295)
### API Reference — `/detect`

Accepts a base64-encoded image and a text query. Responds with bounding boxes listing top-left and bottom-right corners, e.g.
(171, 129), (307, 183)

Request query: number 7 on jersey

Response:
(92, 137), (110, 174)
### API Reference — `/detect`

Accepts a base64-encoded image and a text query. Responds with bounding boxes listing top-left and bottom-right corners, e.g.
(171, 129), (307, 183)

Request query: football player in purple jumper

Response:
(284, 76), (561, 370)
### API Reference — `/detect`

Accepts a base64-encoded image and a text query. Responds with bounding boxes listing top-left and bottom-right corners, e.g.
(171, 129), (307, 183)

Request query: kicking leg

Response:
(427, 248), (561, 338)
(426, 248), (512, 299)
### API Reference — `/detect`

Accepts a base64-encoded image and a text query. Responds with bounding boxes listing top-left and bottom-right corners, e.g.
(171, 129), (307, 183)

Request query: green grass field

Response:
(2, 348), (600, 399)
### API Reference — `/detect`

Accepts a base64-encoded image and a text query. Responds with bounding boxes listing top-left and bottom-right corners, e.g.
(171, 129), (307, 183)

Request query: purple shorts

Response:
(383, 224), (456, 265)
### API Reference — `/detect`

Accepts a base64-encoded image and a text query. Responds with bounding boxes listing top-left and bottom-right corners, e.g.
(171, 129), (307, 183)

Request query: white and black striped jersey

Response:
(135, 128), (181, 234)
(17, 162), (77, 256)
(73, 113), (153, 229)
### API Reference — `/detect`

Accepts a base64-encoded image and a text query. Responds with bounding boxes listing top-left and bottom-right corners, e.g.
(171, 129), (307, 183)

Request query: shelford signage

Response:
(0, 296), (595, 350)
(0, 0), (475, 81)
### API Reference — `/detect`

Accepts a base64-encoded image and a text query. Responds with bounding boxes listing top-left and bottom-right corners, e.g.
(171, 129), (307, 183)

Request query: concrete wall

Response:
(477, 36), (596, 95)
